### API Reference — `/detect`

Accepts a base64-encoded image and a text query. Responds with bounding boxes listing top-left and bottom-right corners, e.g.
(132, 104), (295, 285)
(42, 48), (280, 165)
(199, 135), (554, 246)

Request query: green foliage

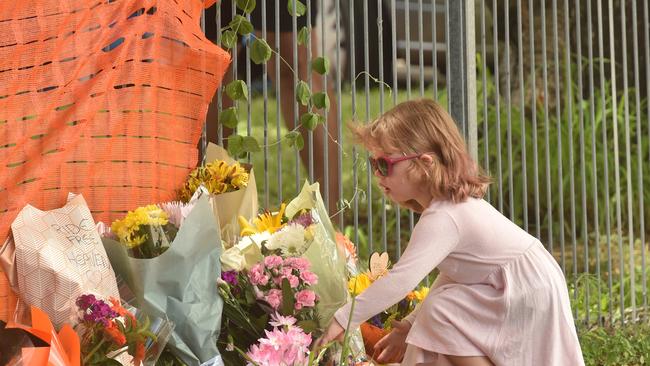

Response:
(287, 0), (306, 17)
(250, 38), (272, 64)
(300, 112), (323, 131)
(219, 107), (239, 129)
(235, 0), (256, 13)
(295, 81), (311, 106)
(221, 30), (237, 49)
(311, 57), (330, 75)
(579, 323), (650, 366)
(225, 80), (248, 101)
(312, 92), (329, 110)
(229, 15), (253, 35)
(297, 26), (310, 45)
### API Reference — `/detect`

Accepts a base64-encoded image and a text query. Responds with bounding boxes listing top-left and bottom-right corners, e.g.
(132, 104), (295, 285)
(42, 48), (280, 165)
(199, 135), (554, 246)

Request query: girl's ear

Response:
(419, 153), (435, 165)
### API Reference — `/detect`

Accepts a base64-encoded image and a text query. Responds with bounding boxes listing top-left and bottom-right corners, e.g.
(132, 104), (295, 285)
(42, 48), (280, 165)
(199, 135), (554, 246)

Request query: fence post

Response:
(446, 0), (477, 160)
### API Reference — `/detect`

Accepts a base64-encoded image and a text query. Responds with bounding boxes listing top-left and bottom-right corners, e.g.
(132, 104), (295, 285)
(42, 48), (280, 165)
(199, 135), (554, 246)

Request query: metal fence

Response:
(202, 0), (649, 327)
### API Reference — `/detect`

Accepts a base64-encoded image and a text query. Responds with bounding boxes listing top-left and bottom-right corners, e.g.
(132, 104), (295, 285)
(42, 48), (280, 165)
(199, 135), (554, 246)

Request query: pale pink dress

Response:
(334, 198), (585, 366)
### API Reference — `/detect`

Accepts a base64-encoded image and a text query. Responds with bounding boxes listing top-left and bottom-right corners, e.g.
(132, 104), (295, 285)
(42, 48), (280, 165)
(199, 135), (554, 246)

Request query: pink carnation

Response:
(263, 255), (283, 268)
(265, 289), (283, 310)
(299, 270), (318, 286)
(285, 274), (300, 288)
(249, 264), (269, 286)
(283, 257), (310, 271)
(294, 289), (316, 309)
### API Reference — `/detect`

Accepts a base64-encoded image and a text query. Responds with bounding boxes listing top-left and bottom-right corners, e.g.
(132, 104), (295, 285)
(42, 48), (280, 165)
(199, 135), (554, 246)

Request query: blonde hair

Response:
(351, 99), (490, 211)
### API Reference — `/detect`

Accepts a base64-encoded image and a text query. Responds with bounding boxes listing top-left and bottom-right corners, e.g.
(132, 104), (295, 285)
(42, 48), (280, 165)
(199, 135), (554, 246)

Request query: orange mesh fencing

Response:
(0, 0), (230, 320)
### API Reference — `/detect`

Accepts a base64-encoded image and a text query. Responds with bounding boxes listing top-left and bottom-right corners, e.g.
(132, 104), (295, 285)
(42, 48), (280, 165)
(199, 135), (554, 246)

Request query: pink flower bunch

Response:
(246, 314), (313, 366)
(248, 255), (318, 312)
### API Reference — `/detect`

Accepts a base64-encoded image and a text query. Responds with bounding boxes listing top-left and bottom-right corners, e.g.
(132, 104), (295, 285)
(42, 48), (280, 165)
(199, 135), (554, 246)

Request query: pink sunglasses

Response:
(368, 153), (422, 177)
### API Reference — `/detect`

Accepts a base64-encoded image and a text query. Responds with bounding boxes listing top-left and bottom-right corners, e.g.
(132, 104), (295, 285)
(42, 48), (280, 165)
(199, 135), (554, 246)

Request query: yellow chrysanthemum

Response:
(406, 286), (430, 302)
(348, 273), (372, 296)
(111, 205), (169, 249)
(179, 159), (249, 201)
(238, 203), (286, 237)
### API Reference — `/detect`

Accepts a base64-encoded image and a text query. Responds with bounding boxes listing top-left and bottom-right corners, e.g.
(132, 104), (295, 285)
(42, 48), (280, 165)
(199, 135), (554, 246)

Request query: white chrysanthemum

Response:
(265, 223), (309, 256)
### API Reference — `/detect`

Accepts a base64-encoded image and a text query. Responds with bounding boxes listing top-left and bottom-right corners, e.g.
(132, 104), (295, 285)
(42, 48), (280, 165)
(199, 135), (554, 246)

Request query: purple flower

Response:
(221, 270), (239, 287)
(77, 294), (118, 326)
(288, 212), (314, 228)
(369, 314), (383, 328)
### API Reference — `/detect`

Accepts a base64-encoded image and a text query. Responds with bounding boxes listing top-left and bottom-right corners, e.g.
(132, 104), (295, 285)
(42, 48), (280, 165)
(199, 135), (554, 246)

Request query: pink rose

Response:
(299, 270), (318, 286)
(265, 289), (283, 310)
(294, 289), (316, 308)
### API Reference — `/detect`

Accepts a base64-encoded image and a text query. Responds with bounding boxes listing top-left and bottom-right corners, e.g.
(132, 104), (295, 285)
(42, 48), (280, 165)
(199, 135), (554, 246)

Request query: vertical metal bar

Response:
(364, 0), (373, 255)
(391, 0), (401, 257)
(321, 0), (330, 212)
(245, 11), (252, 163)
(492, 0), (503, 213)
(480, 0), (489, 203)
(232, 3), (238, 138)
(201, 10), (207, 165)
(335, 0), (344, 229)
(633, 0), (650, 319)
(541, 1), (553, 253)
(306, 0), (312, 183)
(552, 0), (566, 272)
(262, 0), (269, 208)
(291, 0), (300, 193)
(432, 0), (439, 100)
(586, 0), (602, 326)
(528, 0), (540, 239)
(596, 0), (614, 323)
(606, 0), (625, 325)
(574, 0), (589, 325)
(418, 0), (425, 97)
(562, 0), (577, 318)
(447, 0), (477, 156)
(378, 0), (388, 253)
(504, 0), (514, 221)
(216, 6), (224, 146)
(619, 0), (636, 321)
(276, 0), (283, 204)
(406, 0), (412, 99)
(516, 0), (527, 231)
(349, 0), (358, 250)
(307, 0), (314, 183)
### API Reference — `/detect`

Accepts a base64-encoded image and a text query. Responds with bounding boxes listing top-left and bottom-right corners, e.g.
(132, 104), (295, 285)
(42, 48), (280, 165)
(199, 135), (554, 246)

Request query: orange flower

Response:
(109, 297), (136, 324)
(335, 232), (357, 262)
(134, 342), (145, 366)
(104, 321), (126, 346)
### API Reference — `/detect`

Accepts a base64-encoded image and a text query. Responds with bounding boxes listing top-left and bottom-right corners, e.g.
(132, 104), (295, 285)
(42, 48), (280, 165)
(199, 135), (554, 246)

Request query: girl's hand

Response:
(373, 319), (412, 363)
(313, 319), (345, 349)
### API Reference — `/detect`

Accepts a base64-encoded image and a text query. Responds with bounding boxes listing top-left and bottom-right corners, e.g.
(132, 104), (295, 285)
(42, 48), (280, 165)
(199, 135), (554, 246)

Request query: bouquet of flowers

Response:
(102, 189), (223, 365)
(347, 252), (429, 361)
(75, 294), (172, 365)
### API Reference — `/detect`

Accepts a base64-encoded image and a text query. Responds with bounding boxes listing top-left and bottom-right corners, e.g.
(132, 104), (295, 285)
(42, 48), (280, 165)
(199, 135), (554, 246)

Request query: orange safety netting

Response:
(0, 0), (230, 320)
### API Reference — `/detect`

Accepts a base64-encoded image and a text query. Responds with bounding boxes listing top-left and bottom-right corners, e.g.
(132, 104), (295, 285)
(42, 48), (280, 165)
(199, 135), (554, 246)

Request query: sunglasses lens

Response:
(377, 158), (389, 176)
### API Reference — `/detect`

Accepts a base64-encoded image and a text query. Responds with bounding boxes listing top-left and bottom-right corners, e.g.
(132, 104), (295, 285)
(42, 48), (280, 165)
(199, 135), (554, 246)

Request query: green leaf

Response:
(297, 319), (319, 333)
(242, 136), (261, 152)
(227, 134), (244, 157)
(287, 0), (306, 17)
(311, 92), (330, 110)
(297, 26), (309, 45)
(219, 107), (239, 128)
(221, 30), (237, 49)
(236, 0), (256, 13)
(294, 134), (304, 150)
(300, 112), (323, 131)
(230, 15), (254, 35)
(250, 38), (272, 64)
(225, 80), (248, 101)
(281, 278), (295, 315)
(312, 56), (330, 75)
(295, 81), (311, 106)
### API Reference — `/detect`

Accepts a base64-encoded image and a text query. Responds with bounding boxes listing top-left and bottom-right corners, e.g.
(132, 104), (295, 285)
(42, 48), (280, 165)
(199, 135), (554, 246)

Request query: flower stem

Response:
(83, 337), (106, 364)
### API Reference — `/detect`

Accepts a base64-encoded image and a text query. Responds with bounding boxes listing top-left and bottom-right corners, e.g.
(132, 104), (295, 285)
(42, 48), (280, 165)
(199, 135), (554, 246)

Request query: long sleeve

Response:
(334, 209), (460, 329)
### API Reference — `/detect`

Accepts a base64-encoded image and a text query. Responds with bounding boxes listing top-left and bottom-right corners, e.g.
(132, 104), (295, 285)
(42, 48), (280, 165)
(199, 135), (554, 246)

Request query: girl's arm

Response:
(334, 210), (460, 329)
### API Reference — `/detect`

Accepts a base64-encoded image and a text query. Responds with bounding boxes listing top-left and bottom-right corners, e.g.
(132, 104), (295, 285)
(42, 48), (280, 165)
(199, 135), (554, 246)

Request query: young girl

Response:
(317, 99), (584, 366)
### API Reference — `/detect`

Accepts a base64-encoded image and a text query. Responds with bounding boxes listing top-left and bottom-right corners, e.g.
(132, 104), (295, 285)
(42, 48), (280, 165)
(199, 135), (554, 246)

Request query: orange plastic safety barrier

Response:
(0, 0), (230, 320)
